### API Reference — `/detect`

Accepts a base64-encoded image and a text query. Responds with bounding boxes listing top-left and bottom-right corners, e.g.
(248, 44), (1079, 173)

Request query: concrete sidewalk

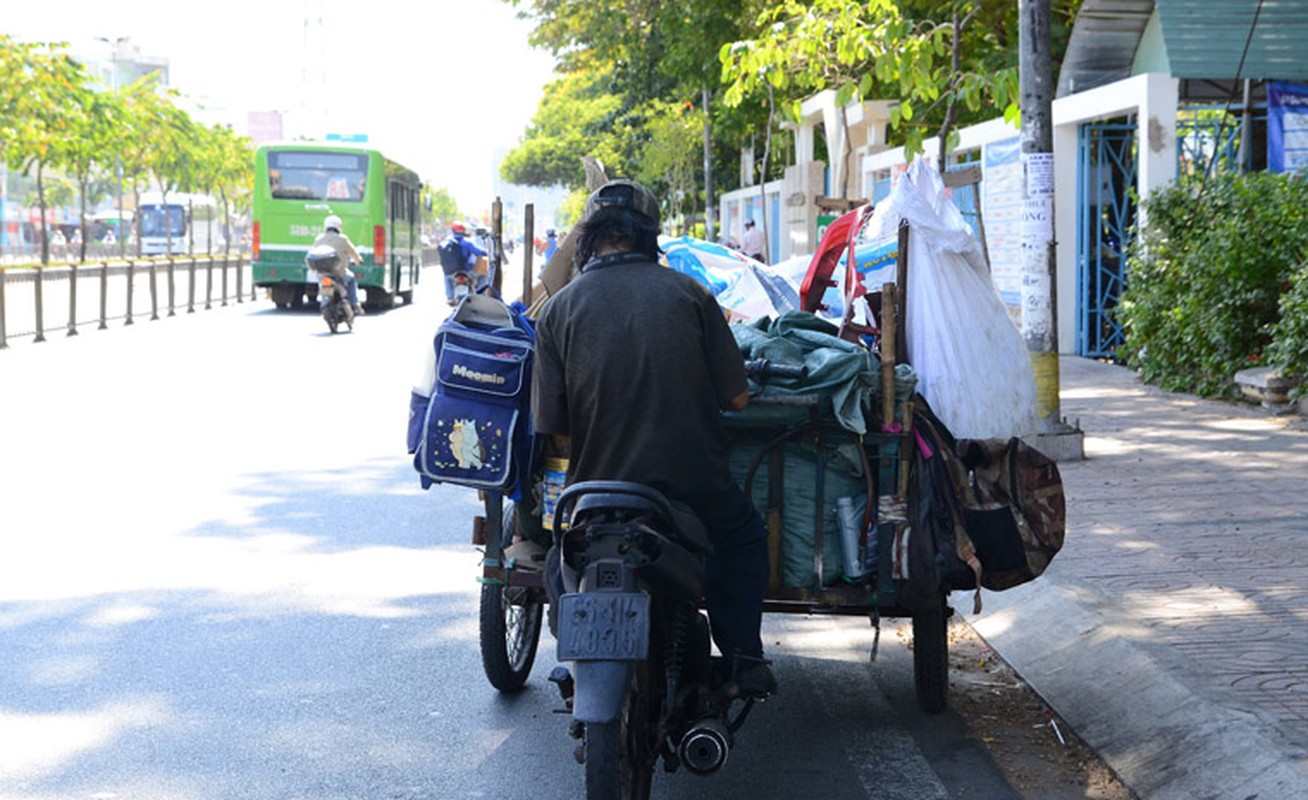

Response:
(971, 357), (1308, 800)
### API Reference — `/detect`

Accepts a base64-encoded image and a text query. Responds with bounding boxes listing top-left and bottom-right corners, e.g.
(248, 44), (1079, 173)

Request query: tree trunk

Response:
(758, 85), (775, 263)
(221, 189), (231, 255)
(133, 187), (143, 258)
(702, 86), (715, 241)
(36, 161), (49, 266)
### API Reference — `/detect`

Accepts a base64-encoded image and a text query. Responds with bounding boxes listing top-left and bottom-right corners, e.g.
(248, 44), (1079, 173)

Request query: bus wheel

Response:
(270, 285), (297, 308)
(399, 290), (414, 305)
(365, 288), (392, 311)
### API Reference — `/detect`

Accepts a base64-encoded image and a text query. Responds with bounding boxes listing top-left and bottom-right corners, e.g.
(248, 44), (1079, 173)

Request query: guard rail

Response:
(0, 254), (255, 349)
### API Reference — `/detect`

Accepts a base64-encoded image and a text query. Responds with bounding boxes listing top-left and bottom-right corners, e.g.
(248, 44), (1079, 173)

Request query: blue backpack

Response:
(408, 295), (536, 495)
(438, 235), (465, 275)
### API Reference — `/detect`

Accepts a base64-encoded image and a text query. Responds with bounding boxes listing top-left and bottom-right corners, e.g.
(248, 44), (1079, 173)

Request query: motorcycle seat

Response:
(563, 481), (713, 556)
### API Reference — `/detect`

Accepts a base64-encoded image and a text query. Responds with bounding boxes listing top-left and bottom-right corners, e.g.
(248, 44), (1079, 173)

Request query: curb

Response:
(970, 576), (1308, 800)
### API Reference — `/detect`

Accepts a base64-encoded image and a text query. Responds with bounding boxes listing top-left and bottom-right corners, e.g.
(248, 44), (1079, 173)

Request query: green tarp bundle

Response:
(729, 437), (867, 588)
(724, 311), (880, 588)
(726, 312), (879, 435)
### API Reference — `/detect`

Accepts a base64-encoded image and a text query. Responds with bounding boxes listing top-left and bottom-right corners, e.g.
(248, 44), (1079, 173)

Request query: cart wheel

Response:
(479, 505), (544, 692)
(912, 600), (949, 714)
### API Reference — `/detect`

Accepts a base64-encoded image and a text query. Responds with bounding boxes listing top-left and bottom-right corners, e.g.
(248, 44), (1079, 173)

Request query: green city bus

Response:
(252, 143), (422, 309)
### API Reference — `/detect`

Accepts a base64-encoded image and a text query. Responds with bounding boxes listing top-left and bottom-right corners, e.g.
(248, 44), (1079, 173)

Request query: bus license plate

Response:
(557, 592), (650, 662)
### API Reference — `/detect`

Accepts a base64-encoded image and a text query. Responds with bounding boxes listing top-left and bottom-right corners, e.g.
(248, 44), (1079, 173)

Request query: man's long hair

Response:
(574, 206), (661, 268)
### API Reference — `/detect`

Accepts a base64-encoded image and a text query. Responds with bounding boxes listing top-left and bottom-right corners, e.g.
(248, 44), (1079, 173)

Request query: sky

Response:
(3, 0), (559, 212)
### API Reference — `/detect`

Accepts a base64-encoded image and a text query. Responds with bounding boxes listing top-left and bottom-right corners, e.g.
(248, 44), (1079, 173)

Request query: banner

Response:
(1268, 82), (1308, 174)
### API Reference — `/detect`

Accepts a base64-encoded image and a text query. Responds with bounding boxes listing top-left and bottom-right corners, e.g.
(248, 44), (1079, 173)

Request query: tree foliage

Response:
(0, 35), (254, 263)
(1118, 172), (1308, 397)
(719, 0), (1081, 162)
(424, 186), (462, 226)
(501, 0), (773, 221)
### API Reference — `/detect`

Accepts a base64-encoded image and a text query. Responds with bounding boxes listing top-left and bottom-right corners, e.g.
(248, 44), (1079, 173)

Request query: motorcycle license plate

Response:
(557, 592), (650, 662)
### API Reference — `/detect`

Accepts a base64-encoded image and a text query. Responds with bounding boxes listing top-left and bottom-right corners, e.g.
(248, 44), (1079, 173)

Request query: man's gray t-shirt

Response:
(531, 254), (747, 504)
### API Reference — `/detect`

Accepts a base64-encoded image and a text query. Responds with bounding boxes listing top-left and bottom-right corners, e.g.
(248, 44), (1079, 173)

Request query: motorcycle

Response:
(549, 480), (764, 799)
(547, 359), (802, 798)
(305, 244), (355, 334)
(450, 269), (474, 305)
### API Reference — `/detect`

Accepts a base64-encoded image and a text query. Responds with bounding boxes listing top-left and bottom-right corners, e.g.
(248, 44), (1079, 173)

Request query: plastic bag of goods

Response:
(861, 160), (1036, 439)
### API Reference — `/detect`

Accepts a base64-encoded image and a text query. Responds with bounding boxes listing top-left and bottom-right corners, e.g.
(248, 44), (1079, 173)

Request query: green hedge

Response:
(1267, 261), (1308, 392)
(1117, 171), (1308, 397)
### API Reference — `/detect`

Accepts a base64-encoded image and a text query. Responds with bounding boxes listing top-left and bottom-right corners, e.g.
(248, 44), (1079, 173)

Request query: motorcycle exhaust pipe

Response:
(678, 717), (731, 775)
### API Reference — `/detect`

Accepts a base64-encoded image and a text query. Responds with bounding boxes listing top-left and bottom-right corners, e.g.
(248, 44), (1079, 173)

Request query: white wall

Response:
(858, 72), (1179, 354)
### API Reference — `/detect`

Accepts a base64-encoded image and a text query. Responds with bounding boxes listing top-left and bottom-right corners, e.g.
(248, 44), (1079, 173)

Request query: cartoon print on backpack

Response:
(450, 418), (485, 469)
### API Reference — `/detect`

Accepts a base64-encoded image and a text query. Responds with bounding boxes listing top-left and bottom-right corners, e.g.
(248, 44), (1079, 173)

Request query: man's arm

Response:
(723, 389), (749, 411)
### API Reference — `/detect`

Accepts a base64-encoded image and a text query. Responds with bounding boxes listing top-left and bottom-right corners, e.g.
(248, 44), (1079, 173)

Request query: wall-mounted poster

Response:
(981, 136), (1023, 319)
(1269, 82), (1308, 174)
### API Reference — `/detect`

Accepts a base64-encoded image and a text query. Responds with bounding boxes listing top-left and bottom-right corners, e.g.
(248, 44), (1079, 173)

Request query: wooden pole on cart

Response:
(491, 197), (504, 298)
(880, 280), (898, 427)
(895, 219), (909, 364)
(898, 401), (915, 498)
(521, 203), (535, 305)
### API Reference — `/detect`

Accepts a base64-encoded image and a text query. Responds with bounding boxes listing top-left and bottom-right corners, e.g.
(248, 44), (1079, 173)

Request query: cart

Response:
(473, 219), (953, 712)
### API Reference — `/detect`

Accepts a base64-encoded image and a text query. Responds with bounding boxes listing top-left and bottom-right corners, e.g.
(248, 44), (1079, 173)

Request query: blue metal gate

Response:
(1076, 122), (1138, 358)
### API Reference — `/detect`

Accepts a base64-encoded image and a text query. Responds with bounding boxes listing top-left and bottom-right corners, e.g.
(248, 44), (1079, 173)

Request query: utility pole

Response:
(1020, 0), (1083, 459)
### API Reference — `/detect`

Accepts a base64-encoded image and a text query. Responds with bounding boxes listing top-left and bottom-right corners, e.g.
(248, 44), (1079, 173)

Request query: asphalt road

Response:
(0, 264), (1047, 799)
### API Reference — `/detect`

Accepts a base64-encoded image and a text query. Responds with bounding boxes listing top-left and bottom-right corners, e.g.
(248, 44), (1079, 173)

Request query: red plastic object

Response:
(798, 205), (875, 313)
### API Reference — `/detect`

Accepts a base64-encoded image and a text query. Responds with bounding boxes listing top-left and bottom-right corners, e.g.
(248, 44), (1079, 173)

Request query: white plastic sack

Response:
(861, 159), (1037, 439)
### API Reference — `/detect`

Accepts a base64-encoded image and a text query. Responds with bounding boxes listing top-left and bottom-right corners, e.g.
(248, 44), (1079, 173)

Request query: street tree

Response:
(192, 123), (252, 255)
(500, 0), (773, 225)
(214, 126), (253, 254)
(424, 187), (461, 228)
(720, 0), (1081, 172)
(56, 80), (119, 262)
(0, 37), (91, 264)
(115, 77), (180, 256)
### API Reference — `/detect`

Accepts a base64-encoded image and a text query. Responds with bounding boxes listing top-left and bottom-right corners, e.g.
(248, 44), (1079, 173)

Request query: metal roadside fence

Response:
(0, 254), (256, 349)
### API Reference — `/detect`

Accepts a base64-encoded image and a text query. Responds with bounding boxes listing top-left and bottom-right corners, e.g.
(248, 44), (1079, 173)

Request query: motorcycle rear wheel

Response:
(584, 661), (655, 800)
(479, 505), (544, 692)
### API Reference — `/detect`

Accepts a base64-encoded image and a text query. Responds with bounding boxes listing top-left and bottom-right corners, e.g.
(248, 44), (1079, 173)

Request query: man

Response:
(437, 222), (488, 305)
(543, 228), (558, 261)
(314, 215), (364, 315)
(531, 179), (776, 697)
(741, 219), (765, 262)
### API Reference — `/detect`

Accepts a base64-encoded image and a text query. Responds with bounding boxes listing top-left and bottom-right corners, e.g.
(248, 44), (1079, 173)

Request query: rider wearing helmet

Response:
(314, 215), (364, 315)
(531, 178), (777, 698)
(437, 221), (488, 305)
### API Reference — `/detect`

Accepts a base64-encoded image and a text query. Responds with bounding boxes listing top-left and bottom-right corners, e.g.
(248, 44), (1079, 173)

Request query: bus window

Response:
(140, 206), (185, 237)
(268, 151), (368, 201)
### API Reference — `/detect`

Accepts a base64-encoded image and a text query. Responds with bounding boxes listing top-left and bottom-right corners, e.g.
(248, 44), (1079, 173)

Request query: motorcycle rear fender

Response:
(572, 660), (633, 724)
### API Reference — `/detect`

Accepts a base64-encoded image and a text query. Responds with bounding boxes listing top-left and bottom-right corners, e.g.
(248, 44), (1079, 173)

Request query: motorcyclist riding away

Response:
(437, 222), (488, 305)
(531, 178), (777, 698)
(314, 215), (364, 315)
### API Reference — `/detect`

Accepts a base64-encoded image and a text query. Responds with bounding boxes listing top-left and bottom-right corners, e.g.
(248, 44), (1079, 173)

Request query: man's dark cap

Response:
(584, 179), (660, 227)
